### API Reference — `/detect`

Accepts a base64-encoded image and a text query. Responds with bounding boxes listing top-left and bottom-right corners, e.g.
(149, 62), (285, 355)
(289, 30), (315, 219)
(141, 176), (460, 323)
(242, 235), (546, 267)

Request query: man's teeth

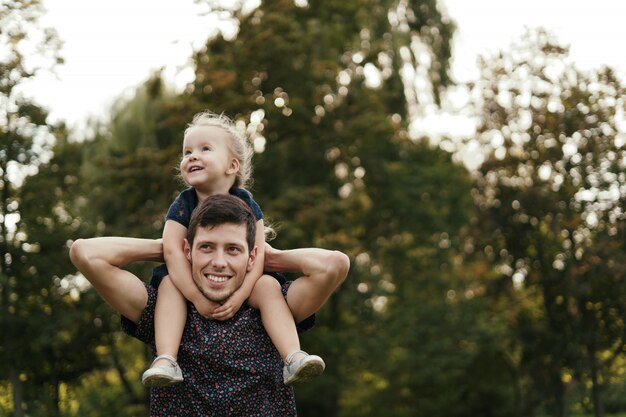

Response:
(207, 274), (228, 283)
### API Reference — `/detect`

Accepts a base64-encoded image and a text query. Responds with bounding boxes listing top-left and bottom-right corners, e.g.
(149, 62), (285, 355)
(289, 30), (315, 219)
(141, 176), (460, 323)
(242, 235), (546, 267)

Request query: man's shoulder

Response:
(121, 283), (157, 345)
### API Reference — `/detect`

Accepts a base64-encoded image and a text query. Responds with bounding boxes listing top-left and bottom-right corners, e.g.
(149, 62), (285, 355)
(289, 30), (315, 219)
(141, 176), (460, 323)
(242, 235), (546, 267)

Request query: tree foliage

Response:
(11, 2), (626, 417)
(48, 0), (474, 415)
(0, 0), (62, 415)
(14, 132), (119, 415)
(468, 29), (626, 417)
(180, 2), (482, 416)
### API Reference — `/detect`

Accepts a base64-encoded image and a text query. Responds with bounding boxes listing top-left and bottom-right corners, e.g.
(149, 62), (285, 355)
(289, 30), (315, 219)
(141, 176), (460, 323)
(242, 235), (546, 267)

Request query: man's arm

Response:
(264, 244), (350, 324)
(69, 237), (162, 323)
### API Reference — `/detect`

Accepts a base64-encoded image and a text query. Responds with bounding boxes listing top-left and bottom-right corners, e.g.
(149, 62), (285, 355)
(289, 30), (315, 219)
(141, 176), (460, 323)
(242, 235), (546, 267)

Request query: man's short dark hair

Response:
(187, 194), (256, 250)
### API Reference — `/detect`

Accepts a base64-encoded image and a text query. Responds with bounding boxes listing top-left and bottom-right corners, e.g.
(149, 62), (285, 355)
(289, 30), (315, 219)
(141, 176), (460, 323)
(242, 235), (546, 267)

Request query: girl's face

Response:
(180, 125), (239, 192)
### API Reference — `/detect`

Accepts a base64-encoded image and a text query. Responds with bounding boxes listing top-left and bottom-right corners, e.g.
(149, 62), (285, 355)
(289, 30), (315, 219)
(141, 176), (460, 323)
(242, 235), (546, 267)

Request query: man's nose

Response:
(211, 249), (227, 267)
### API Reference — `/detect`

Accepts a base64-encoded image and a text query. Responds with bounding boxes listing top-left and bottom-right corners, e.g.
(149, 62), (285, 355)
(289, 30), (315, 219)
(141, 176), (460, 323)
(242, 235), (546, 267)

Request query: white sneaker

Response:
(142, 354), (184, 388)
(283, 350), (325, 385)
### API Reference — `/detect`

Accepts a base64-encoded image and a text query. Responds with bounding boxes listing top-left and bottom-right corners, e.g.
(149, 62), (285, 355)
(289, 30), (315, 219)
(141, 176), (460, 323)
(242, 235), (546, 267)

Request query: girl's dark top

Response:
(167, 187), (264, 229)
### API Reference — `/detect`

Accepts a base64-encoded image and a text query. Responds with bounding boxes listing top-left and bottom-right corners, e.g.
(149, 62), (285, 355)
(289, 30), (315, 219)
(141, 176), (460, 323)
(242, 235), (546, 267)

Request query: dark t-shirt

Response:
(122, 284), (297, 416)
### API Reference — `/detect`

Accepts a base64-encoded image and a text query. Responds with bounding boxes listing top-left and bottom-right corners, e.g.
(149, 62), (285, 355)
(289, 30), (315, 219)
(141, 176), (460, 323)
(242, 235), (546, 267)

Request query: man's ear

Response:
(184, 239), (192, 262)
(226, 157), (240, 176)
(246, 245), (258, 272)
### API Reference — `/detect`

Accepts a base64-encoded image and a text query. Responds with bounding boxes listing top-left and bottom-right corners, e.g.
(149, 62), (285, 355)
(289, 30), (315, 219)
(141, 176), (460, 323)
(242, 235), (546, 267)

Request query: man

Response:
(70, 194), (349, 416)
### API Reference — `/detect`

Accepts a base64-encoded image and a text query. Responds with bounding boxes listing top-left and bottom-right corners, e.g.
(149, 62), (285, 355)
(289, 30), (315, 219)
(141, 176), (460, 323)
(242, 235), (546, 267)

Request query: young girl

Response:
(141, 111), (346, 387)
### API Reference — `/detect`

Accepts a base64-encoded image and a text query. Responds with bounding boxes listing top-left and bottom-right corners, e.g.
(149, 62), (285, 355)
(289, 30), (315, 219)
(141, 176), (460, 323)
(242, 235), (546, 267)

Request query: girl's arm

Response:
(212, 218), (266, 320)
(163, 219), (220, 317)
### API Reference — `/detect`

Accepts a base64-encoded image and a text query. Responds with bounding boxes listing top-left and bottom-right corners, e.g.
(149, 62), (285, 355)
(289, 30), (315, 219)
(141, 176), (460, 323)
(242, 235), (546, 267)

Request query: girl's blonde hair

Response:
(184, 111), (254, 189)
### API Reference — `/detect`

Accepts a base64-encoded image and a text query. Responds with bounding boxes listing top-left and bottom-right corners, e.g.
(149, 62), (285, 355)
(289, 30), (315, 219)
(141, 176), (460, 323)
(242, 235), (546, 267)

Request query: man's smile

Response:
(204, 273), (230, 284)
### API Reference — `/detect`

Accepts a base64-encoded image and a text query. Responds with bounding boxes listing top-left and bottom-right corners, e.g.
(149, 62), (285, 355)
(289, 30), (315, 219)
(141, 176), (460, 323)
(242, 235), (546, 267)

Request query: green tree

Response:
(0, 0), (61, 415)
(15, 132), (116, 416)
(178, 1), (488, 416)
(1, 70), (179, 416)
(46, 1), (496, 415)
(66, 74), (187, 413)
(78, 73), (183, 240)
(469, 29), (626, 417)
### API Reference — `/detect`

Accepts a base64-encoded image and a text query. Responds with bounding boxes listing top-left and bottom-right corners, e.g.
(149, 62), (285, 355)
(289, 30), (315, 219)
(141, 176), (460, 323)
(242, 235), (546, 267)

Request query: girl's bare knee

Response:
(328, 251), (350, 284)
(249, 275), (282, 309)
(252, 275), (281, 295)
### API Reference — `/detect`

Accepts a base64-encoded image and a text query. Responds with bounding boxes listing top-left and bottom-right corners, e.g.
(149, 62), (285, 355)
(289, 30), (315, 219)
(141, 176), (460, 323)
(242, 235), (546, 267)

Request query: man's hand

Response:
(212, 290), (246, 321)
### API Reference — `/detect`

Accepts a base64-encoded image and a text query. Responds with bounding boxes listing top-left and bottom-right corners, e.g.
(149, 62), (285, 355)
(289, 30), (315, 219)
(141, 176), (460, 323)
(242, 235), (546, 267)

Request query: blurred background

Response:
(2, 0), (626, 416)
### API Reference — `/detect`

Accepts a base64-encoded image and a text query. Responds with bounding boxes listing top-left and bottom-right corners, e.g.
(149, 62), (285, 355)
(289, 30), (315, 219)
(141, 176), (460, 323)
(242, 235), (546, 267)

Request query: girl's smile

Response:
(180, 125), (240, 195)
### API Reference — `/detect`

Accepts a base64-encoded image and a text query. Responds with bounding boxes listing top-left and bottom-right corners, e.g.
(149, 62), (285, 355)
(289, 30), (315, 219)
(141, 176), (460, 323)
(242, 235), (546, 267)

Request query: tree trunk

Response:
(3, 167), (24, 417)
(52, 377), (61, 417)
(325, 293), (341, 417)
(590, 353), (605, 417)
(109, 334), (140, 404)
(553, 371), (568, 417)
(9, 366), (25, 417)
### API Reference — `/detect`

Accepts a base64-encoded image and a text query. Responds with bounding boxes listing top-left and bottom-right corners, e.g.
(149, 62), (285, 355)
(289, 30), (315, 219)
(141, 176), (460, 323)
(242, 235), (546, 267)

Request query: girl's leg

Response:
(248, 275), (300, 360)
(248, 274), (325, 385)
(142, 275), (186, 387)
(264, 245), (350, 323)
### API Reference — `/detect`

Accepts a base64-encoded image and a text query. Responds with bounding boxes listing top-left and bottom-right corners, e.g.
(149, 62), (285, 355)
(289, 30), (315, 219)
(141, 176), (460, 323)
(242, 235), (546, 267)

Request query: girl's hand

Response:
(212, 291), (246, 321)
(192, 295), (219, 318)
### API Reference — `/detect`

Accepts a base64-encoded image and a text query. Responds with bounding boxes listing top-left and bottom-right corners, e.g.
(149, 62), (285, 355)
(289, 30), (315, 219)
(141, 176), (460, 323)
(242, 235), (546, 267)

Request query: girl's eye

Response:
(183, 150), (191, 156)
(202, 146), (211, 152)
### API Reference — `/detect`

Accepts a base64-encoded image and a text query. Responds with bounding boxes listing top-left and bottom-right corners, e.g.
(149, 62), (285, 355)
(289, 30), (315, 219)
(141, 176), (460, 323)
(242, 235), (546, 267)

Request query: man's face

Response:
(185, 223), (256, 303)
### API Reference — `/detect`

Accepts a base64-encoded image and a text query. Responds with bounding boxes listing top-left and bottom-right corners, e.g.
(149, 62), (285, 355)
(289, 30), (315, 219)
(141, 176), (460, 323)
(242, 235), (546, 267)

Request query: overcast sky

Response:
(24, 0), (626, 127)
